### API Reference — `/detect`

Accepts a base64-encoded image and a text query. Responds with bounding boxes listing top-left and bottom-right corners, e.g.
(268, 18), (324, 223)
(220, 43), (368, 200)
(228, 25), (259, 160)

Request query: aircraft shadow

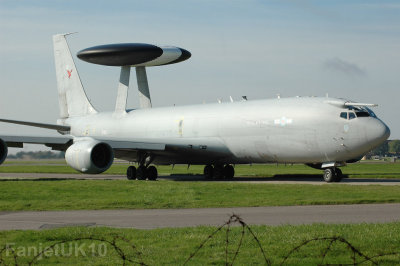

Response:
(0, 174), (398, 183)
(163, 174), (326, 182)
(162, 174), (400, 183)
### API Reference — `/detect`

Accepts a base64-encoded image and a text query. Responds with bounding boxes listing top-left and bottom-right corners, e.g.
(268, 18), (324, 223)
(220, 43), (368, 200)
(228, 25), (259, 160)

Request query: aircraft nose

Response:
(366, 119), (390, 148)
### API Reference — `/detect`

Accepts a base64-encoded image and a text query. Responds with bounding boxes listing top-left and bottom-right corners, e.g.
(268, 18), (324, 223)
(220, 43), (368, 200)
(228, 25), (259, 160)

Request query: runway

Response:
(1, 203), (399, 230)
(1, 172), (400, 185)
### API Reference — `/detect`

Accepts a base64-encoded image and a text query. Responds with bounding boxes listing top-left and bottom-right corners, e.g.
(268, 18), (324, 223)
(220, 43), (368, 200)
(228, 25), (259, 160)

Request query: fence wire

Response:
(1, 214), (399, 265)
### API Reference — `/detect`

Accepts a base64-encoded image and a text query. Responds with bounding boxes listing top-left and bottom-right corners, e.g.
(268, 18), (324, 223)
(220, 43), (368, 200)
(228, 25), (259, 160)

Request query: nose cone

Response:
(366, 119), (390, 148)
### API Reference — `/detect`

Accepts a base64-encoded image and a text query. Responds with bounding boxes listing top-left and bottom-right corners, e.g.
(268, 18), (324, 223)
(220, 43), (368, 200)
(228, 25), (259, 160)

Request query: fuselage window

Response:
(340, 112), (348, 119)
(349, 112), (356, 120)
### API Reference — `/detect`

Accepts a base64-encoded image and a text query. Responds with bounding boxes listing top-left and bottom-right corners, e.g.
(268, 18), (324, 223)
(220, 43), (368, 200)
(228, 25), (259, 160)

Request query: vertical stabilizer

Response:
(53, 33), (97, 119)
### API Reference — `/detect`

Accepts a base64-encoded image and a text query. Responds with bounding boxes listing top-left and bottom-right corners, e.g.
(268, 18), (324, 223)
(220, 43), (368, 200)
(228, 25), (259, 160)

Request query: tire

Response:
(334, 168), (343, 182)
(147, 166), (158, 181)
(214, 165), (224, 179)
(204, 165), (214, 179)
(137, 166), (147, 180)
(323, 168), (336, 183)
(223, 165), (235, 179)
(126, 166), (136, 180)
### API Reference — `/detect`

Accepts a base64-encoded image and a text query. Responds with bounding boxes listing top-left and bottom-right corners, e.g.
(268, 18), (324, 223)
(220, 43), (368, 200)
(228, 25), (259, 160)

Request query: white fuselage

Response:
(65, 97), (390, 165)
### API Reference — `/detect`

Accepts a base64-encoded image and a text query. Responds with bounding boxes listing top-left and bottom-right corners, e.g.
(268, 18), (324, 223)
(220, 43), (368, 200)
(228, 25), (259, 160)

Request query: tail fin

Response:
(53, 33), (97, 119)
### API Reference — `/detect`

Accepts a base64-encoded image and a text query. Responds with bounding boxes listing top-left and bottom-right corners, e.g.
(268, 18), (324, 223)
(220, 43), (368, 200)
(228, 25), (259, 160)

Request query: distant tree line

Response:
(370, 140), (400, 156)
(7, 151), (65, 159)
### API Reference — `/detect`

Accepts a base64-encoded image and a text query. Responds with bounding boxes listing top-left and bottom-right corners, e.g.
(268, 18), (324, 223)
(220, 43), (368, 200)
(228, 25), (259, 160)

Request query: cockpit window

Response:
(355, 111), (370, 117)
(340, 106), (377, 120)
(365, 107), (377, 118)
(346, 105), (377, 118)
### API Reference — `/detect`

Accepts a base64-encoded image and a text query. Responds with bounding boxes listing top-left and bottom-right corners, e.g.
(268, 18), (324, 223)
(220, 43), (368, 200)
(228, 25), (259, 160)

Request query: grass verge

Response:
(0, 222), (399, 265)
(1, 179), (400, 211)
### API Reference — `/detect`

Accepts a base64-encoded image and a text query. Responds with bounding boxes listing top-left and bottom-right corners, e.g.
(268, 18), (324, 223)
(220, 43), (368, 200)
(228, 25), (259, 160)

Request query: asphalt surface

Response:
(1, 173), (399, 230)
(1, 172), (400, 185)
(1, 204), (400, 230)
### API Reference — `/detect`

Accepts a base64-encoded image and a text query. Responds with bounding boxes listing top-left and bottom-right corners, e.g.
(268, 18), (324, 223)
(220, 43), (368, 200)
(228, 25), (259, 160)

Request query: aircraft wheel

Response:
(204, 165), (214, 179)
(334, 168), (343, 182)
(223, 164), (234, 179)
(137, 166), (147, 180)
(147, 166), (158, 181)
(126, 166), (136, 180)
(214, 164), (224, 179)
(323, 168), (337, 183)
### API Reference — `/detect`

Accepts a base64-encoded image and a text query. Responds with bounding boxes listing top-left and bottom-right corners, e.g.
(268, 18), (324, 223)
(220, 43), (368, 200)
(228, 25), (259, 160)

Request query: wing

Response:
(103, 139), (165, 150)
(97, 136), (231, 164)
(0, 134), (228, 165)
(0, 118), (70, 131)
(0, 135), (73, 150)
(0, 118), (166, 157)
(0, 135), (166, 152)
(0, 134), (167, 165)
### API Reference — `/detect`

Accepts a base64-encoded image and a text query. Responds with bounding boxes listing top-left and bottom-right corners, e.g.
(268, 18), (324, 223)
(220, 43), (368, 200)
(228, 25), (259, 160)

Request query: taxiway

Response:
(0, 203), (399, 230)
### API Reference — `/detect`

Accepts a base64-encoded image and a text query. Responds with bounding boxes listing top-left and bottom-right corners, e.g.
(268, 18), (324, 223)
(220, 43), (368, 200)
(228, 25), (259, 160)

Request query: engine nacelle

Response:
(65, 139), (114, 174)
(0, 139), (8, 165)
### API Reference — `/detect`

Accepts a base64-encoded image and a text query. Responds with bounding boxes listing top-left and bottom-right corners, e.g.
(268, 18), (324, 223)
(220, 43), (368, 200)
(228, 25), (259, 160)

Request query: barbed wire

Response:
(183, 214), (270, 265)
(279, 236), (377, 265)
(1, 214), (399, 265)
(184, 214), (400, 265)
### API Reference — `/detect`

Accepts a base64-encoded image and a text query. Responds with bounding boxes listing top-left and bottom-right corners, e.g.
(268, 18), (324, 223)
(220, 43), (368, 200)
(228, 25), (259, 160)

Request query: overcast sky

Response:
(1, 0), (399, 153)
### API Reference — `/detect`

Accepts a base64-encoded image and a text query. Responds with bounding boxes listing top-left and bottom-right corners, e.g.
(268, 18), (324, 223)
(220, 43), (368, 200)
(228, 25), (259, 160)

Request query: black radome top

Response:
(77, 43), (191, 67)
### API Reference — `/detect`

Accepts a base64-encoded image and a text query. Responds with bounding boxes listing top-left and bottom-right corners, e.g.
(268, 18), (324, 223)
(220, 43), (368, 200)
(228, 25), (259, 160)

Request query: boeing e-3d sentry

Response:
(0, 33), (390, 182)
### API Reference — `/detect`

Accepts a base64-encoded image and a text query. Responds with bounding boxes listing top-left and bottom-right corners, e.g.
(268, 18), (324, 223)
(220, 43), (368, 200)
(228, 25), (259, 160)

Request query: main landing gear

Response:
(126, 153), (158, 180)
(323, 167), (343, 183)
(204, 164), (235, 179)
(126, 165), (158, 180)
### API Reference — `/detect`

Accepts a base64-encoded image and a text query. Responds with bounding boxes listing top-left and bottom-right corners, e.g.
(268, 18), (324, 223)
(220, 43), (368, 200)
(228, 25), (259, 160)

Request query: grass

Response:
(1, 179), (400, 211)
(0, 222), (399, 265)
(1, 161), (399, 265)
(0, 161), (400, 211)
(1, 161), (400, 179)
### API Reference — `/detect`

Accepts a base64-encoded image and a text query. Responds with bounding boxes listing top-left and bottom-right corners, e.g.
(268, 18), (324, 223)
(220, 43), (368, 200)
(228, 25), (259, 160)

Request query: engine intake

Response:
(0, 139), (8, 165)
(65, 139), (114, 174)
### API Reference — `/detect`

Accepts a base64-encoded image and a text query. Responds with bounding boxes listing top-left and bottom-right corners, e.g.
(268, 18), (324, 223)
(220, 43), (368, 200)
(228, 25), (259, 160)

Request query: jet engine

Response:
(65, 139), (114, 174)
(0, 139), (8, 165)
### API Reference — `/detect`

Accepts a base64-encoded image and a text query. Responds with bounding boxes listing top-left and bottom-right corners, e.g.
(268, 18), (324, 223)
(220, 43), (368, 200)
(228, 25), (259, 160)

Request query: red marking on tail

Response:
(67, 69), (73, 78)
